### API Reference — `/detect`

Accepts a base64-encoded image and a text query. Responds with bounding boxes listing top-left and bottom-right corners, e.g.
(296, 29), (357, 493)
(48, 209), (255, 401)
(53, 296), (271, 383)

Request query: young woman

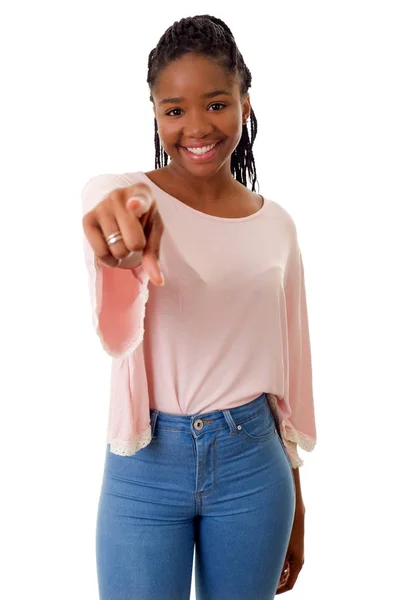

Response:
(82, 14), (317, 600)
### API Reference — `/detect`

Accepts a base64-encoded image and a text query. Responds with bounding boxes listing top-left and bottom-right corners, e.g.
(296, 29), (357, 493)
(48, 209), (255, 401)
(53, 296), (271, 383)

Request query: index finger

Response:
(125, 183), (154, 217)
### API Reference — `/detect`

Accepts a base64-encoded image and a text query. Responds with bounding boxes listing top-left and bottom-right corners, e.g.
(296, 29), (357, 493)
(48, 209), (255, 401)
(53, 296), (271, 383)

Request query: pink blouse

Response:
(81, 171), (317, 468)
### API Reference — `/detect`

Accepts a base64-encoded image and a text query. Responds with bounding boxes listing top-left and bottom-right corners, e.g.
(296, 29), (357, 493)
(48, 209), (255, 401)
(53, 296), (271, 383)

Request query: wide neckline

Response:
(137, 171), (269, 222)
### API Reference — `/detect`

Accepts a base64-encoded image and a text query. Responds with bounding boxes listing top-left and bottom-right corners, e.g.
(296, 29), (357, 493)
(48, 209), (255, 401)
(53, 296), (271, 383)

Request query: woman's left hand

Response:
(275, 505), (305, 594)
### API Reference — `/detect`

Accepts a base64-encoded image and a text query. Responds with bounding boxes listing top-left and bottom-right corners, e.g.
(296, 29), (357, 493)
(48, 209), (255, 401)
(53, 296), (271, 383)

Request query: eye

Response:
(165, 108), (183, 117)
(165, 103), (227, 117)
(208, 103), (226, 111)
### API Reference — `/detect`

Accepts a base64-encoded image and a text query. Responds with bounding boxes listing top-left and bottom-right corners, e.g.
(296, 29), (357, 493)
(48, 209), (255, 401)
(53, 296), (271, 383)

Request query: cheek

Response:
(220, 111), (243, 140)
(226, 119), (245, 148)
(156, 122), (179, 149)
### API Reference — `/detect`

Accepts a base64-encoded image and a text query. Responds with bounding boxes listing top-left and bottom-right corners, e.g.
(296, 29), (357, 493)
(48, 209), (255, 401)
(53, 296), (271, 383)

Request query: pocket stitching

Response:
(240, 426), (276, 442)
(239, 410), (276, 442)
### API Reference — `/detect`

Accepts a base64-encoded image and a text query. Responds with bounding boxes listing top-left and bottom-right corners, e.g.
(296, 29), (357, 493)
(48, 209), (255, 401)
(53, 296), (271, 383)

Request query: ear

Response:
(242, 94), (251, 125)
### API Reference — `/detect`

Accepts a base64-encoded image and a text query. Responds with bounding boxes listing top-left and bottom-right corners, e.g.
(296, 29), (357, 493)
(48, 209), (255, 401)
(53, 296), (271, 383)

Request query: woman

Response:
(82, 14), (317, 600)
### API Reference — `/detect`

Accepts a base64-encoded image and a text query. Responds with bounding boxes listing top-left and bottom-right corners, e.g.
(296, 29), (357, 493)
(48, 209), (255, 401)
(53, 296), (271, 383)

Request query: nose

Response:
(184, 109), (213, 138)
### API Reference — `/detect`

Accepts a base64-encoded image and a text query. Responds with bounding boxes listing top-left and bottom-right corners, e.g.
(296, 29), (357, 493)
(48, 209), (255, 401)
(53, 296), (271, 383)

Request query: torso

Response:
(144, 169), (263, 219)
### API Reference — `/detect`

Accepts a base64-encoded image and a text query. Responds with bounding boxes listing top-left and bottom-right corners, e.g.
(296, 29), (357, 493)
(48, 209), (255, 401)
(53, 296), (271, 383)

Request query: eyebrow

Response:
(158, 89), (233, 106)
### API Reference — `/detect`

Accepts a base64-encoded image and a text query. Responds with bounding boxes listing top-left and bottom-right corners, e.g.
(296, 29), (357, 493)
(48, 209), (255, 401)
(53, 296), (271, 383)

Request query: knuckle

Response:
(126, 239), (145, 252)
(108, 188), (122, 200)
(94, 201), (109, 218)
(120, 228), (145, 252)
(110, 247), (128, 259)
(100, 190), (121, 212)
(96, 250), (113, 262)
(82, 211), (95, 229)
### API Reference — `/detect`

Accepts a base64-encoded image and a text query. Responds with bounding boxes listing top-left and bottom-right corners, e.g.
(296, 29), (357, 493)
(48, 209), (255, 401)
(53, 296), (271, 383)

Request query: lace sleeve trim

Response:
(267, 393), (316, 469)
(107, 426), (153, 456)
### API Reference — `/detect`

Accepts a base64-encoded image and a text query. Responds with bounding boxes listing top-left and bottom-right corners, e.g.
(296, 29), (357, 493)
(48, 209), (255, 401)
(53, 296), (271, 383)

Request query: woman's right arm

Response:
(81, 174), (164, 358)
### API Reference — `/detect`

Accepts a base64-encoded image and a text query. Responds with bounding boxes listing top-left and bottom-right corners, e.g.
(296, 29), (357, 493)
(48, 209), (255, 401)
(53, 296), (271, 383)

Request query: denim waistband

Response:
(149, 392), (276, 438)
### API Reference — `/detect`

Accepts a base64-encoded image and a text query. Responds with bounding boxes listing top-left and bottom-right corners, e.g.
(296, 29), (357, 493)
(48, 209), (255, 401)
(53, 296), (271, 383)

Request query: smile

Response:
(185, 142), (218, 155)
(180, 141), (222, 162)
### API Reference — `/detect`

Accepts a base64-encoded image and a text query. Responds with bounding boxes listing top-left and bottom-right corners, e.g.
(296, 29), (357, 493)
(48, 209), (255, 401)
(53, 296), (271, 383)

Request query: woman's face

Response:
(151, 53), (251, 178)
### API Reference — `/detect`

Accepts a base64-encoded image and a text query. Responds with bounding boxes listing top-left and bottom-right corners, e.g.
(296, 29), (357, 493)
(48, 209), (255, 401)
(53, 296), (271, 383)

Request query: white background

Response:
(1, 1), (399, 598)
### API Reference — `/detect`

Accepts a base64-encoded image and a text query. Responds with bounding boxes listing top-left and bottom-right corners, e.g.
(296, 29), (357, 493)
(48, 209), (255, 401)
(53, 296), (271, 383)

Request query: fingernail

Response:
(159, 272), (165, 286)
(127, 199), (140, 210)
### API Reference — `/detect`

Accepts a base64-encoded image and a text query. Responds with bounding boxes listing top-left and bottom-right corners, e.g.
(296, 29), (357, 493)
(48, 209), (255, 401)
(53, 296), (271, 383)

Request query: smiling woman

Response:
(147, 15), (258, 196)
(83, 13), (317, 600)
(153, 68), (245, 172)
(153, 66), (248, 170)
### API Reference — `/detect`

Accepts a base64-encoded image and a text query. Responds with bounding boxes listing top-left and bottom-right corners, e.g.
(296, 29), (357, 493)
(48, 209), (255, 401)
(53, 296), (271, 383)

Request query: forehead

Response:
(152, 54), (239, 98)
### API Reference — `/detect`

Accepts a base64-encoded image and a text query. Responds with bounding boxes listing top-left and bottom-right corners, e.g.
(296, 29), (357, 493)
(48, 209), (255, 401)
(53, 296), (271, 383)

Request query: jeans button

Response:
(194, 419), (204, 430)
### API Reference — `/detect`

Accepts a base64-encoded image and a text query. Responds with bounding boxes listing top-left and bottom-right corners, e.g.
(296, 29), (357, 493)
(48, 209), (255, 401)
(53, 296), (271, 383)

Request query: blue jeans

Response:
(96, 392), (296, 600)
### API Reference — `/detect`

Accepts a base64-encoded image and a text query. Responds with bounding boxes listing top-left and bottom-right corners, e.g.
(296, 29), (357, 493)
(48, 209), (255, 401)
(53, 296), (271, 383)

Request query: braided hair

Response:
(147, 15), (259, 193)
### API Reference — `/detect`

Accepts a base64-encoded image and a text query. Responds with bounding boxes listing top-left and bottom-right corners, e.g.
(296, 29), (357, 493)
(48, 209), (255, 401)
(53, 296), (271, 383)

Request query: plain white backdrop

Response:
(1, 1), (399, 598)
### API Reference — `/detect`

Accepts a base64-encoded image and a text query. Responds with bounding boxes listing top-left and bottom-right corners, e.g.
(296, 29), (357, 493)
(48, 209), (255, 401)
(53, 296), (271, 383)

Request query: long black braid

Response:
(147, 15), (259, 193)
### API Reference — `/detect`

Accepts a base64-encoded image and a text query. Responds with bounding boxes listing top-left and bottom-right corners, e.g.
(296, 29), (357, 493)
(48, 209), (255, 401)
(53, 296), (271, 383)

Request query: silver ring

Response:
(105, 229), (121, 242)
(105, 231), (136, 268)
(106, 231), (123, 247)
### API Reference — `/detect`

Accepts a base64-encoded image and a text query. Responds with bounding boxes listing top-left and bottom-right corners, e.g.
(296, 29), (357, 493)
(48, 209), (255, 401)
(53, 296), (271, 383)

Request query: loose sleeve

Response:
(81, 173), (150, 360)
(274, 228), (317, 468)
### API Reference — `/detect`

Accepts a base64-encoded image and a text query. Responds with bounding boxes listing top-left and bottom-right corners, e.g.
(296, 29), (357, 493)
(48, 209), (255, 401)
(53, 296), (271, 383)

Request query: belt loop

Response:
(266, 393), (281, 432)
(150, 410), (159, 437)
(222, 409), (239, 436)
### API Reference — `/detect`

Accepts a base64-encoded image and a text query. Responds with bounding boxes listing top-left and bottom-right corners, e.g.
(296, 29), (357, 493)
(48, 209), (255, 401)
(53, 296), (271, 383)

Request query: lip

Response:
(183, 141), (221, 148)
(180, 140), (222, 163)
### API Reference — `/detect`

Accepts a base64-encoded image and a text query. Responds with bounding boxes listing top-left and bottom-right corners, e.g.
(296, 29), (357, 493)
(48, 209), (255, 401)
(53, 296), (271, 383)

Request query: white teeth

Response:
(186, 143), (217, 155)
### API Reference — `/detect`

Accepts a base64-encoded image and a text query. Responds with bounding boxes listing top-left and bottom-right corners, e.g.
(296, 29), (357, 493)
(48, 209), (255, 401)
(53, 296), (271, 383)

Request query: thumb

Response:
(142, 211), (164, 286)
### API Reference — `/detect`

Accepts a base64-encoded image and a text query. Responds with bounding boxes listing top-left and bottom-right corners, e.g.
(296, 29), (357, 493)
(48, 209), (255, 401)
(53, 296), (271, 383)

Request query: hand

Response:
(276, 507), (305, 594)
(82, 182), (165, 286)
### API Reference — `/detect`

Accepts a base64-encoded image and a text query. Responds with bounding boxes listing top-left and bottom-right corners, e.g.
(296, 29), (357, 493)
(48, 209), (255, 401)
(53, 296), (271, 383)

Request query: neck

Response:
(164, 162), (240, 203)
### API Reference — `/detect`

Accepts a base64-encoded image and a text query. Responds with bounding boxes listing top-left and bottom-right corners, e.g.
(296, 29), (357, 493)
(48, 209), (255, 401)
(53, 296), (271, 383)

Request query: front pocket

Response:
(239, 408), (276, 442)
